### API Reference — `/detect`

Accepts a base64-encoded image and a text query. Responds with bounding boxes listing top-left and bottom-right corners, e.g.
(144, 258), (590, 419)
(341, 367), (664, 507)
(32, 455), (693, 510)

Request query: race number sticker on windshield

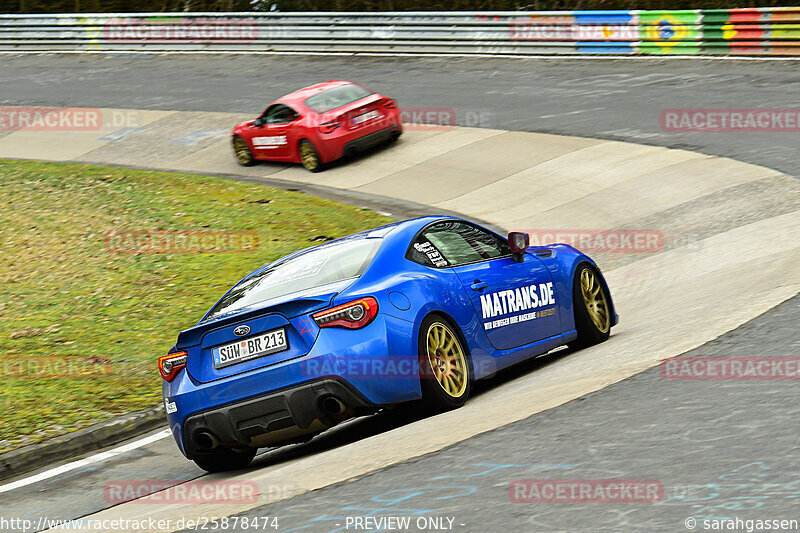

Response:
(253, 135), (288, 148)
(414, 241), (448, 267)
(481, 282), (557, 330)
(212, 327), (288, 369)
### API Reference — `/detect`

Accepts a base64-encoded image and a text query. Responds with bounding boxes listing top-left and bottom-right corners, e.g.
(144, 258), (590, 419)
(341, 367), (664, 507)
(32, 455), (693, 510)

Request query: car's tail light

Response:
(159, 351), (187, 381)
(383, 98), (397, 109)
(312, 297), (378, 329)
(319, 120), (342, 134)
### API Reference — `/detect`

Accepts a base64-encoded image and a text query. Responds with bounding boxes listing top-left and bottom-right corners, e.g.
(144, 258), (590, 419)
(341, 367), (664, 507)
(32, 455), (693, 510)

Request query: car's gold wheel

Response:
(233, 137), (254, 166)
(425, 322), (468, 398)
(580, 267), (610, 334)
(299, 140), (320, 172)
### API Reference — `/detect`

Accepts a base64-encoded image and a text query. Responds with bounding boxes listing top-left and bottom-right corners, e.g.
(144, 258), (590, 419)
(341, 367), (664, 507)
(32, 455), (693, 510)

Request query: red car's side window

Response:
(263, 104), (299, 125)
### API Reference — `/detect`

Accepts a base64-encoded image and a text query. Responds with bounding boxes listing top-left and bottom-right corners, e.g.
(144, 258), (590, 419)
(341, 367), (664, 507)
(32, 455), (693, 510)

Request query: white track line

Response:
(0, 428), (171, 494)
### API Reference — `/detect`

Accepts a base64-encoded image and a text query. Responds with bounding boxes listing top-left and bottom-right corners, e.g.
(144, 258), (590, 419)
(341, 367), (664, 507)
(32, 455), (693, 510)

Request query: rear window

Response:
(304, 84), (373, 113)
(205, 238), (380, 320)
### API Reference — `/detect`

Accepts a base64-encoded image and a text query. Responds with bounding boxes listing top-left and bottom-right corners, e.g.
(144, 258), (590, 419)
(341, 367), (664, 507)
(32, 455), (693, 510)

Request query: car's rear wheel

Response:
(232, 136), (255, 166)
(569, 263), (611, 349)
(418, 314), (472, 411)
(299, 139), (323, 172)
(192, 446), (257, 473)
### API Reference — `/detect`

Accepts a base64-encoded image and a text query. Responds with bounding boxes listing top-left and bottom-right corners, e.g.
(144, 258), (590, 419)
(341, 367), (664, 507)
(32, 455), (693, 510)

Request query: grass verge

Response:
(0, 160), (391, 452)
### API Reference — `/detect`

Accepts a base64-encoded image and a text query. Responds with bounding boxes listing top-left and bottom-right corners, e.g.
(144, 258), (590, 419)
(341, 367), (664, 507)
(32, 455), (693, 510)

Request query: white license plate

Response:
(353, 110), (382, 125)
(212, 328), (287, 369)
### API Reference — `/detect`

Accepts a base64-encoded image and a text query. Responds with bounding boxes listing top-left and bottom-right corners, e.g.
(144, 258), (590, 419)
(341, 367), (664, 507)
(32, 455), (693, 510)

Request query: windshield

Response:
(205, 238), (380, 320)
(304, 84), (373, 113)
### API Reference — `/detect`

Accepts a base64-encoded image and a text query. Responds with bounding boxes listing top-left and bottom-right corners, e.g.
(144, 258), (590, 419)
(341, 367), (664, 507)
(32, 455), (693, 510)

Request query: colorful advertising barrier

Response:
(1, 8), (799, 56)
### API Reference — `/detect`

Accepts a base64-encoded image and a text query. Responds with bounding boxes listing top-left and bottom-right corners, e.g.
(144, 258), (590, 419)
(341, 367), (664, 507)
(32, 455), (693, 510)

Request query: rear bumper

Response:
(341, 125), (401, 156)
(164, 314), (419, 457)
(314, 111), (402, 163)
(182, 379), (371, 456)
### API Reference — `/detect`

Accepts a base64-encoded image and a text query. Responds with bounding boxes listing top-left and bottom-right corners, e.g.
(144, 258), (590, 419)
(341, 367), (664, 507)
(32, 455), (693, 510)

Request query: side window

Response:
(408, 237), (449, 268)
(263, 104), (298, 125)
(408, 221), (509, 268)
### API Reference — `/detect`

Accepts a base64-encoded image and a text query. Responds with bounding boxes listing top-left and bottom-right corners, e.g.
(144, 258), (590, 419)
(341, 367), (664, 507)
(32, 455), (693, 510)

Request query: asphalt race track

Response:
(1, 54), (799, 175)
(203, 294), (800, 532)
(3, 296), (799, 531)
(0, 54), (798, 533)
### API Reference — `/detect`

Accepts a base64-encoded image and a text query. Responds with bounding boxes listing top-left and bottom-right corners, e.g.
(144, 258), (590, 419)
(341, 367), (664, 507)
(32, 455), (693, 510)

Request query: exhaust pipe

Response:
(194, 431), (219, 450)
(319, 395), (346, 416)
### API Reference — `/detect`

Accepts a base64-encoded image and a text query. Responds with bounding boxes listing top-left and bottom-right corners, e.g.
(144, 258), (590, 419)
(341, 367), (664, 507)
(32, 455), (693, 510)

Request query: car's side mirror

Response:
(253, 117), (265, 127)
(508, 232), (529, 261)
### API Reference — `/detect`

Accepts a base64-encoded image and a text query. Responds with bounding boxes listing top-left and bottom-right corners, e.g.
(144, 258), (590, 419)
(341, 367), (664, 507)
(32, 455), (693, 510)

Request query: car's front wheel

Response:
(299, 139), (324, 172)
(417, 314), (472, 411)
(232, 136), (255, 166)
(192, 447), (257, 473)
(568, 263), (612, 349)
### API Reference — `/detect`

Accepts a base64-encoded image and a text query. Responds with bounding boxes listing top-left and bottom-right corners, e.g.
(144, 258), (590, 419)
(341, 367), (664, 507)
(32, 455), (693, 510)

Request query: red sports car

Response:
(231, 80), (403, 172)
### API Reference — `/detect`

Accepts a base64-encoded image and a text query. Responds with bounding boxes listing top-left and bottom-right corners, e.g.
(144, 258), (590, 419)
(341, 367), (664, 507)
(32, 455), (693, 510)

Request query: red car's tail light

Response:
(383, 98), (397, 109)
(312, 297), (378, 329)
(319, 120), (342, 134)
(159, 351), (188, 381)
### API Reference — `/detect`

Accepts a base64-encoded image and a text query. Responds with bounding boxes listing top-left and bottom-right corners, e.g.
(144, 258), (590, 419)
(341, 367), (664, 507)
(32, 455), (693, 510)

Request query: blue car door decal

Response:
(453, 254), (561, 351)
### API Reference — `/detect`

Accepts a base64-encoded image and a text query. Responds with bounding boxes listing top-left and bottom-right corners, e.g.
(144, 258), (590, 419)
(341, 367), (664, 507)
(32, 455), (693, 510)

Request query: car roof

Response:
(276, 80), (359, 107)
(355, 215), (465, 242)
(238, 216), (458, 282)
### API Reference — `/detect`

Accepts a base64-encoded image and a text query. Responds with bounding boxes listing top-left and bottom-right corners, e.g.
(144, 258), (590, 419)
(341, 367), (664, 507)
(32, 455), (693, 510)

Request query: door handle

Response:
(470, 280), (487, 291)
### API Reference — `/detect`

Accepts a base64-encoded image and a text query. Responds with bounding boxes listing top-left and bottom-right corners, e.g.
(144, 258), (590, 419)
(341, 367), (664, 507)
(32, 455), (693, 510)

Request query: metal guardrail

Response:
(1, 9), (799, 55)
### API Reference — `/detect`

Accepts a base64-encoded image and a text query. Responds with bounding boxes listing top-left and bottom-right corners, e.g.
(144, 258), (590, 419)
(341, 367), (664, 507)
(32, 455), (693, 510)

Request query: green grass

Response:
(0, 160), (391, 452)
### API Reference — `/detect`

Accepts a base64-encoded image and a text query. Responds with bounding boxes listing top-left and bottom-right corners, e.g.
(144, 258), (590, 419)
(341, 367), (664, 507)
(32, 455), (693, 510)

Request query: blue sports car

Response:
(160, 216), (617, 472)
